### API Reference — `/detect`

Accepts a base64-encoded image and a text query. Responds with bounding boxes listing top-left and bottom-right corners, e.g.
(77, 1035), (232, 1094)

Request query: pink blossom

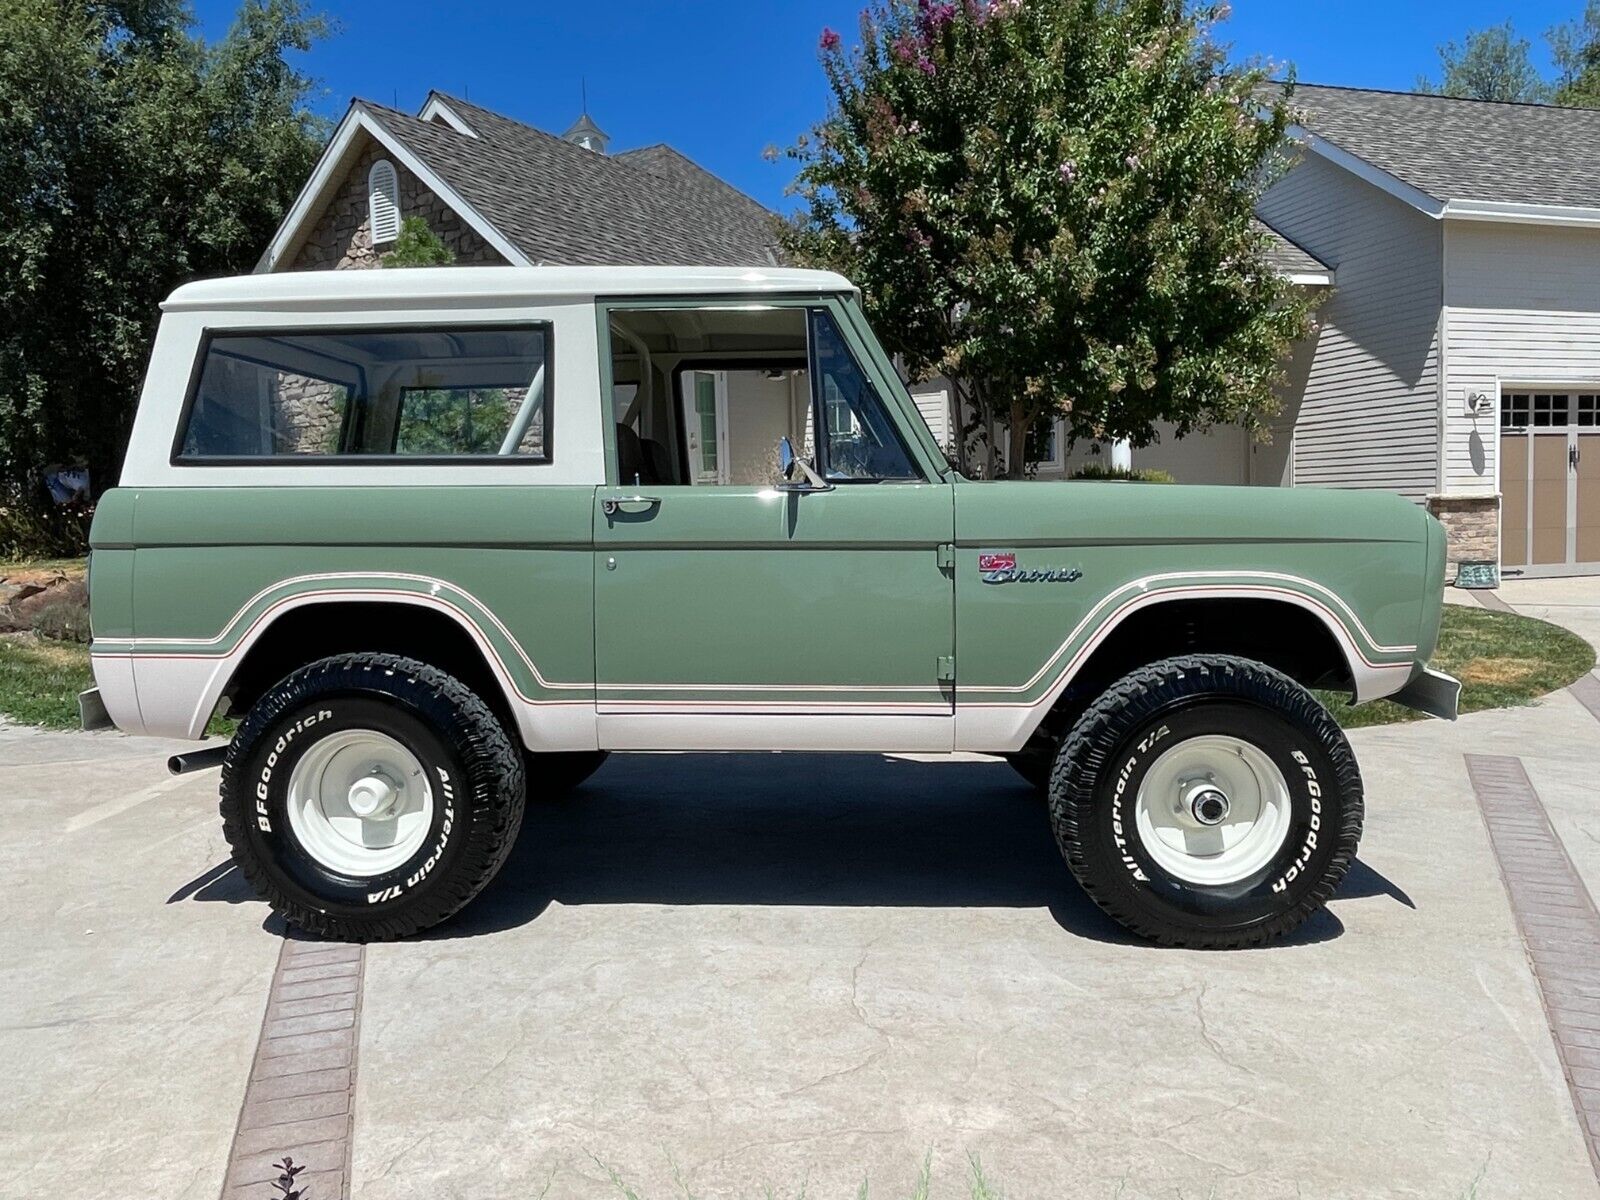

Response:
(1125, 153), (1140, 170)
(917, 56), (937, 76)
(908, 120), (922, 134)
(819, 26), (842, 51)
(892, 31), (919, 62)
(1058, 160), (1076, 182)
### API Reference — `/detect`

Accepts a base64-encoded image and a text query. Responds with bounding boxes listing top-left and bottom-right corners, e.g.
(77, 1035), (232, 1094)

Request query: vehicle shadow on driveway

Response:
(170, 754), (1411, 947)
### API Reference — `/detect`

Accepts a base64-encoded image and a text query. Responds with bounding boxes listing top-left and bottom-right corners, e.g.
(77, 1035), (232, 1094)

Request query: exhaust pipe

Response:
(167, 745), (230, 776)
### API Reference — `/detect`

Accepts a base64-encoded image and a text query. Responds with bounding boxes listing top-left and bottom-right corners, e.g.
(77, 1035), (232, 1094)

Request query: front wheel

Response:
(220, 653), (526, 941)
(1049, 655), (1362, 949)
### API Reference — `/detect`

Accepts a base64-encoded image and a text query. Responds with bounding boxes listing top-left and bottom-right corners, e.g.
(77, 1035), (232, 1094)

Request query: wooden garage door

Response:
(1501, 392), (1600, 575)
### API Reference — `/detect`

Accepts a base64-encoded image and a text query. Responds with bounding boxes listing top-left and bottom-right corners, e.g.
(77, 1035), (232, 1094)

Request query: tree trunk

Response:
(1007, 400), (1030, 480)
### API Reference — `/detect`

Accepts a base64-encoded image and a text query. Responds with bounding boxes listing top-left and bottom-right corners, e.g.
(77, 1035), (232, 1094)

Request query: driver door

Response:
(593, 300), (955, 751)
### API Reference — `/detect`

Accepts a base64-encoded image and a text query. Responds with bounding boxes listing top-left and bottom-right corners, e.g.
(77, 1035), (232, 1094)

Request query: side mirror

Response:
(775, 436), (834, 494)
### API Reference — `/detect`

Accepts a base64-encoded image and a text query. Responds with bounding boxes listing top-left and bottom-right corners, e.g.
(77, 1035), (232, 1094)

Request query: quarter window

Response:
(808, 309), (919, 482)
(177, 326), (550, 460)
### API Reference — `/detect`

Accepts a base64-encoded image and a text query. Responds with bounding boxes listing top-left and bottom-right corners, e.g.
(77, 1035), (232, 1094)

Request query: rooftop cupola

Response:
(563, 112), (609, 154)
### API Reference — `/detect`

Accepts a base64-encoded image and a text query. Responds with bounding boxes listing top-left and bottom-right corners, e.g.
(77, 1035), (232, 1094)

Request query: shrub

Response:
(0, 501), (94, 562)
(1068, 463), (1176, 483)
(31, 601), (92, 644)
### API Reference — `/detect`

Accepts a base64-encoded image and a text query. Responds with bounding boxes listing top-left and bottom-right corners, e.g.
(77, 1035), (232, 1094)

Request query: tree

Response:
(782, 0), (1311, 478)
(1549, 2), (1600, 106)
(0, 0), (329, 538)
(1417, 22), (1548, 102)
(383, 217), (454, 267)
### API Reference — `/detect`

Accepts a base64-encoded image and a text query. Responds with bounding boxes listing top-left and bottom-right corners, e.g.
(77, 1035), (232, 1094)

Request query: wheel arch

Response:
(1018, 589), (1380, 747)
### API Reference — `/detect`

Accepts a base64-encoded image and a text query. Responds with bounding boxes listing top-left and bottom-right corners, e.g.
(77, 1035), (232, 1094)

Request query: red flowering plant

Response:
(782, 0), (1312, 478)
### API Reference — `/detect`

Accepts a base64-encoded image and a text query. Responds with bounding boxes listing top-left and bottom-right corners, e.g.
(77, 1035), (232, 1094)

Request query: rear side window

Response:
(176, 325), (551, 461)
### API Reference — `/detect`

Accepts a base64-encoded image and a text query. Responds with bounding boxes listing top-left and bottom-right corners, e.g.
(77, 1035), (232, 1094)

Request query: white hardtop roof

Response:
(163, 265), (857, 312)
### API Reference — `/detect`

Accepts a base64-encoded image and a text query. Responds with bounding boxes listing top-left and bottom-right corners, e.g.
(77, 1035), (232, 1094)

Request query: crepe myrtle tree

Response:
(781, 0), (1312, 478)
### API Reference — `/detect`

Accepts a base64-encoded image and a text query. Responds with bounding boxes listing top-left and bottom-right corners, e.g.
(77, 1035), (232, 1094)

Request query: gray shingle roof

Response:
(1286, 83), (1600, 209)
(1253, 216), (1330, 276)
(357, 94), (783, 267)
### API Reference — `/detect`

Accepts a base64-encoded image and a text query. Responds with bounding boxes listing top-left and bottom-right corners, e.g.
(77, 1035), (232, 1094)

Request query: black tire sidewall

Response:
(235, 695), (472, 918)
(1089, 701), (1344, 931)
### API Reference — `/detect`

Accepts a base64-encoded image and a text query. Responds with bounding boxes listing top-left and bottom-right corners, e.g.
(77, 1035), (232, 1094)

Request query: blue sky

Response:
(193, 0), (1585, 211)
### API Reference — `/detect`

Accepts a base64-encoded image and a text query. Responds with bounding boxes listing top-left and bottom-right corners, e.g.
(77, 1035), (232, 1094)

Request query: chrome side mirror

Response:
(776, 436), (834, 494)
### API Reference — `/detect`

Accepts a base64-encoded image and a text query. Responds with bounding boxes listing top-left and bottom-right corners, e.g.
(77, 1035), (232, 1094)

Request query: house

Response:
(258, 92), (783, 273)
(262, 87), (1600, 579)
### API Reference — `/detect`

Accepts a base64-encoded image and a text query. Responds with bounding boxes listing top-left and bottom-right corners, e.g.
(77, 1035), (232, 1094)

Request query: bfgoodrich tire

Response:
(220, 653), (525, 941)
(1049, 655), (1362, 949)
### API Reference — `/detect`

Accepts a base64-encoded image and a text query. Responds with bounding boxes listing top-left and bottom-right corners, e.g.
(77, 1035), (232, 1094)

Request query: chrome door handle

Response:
(601, 495), (662, 515)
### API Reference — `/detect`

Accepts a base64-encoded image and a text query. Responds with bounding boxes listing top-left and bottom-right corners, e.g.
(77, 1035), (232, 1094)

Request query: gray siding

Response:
(1443, 220), (1600, 494)
(1257, 155), (1443, 499)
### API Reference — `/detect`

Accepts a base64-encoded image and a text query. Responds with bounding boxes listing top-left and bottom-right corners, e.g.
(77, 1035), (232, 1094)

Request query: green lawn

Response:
(0, 634), (95, 729)
(1318, 604), (1596, 729)
(0, 603), (1592, 734)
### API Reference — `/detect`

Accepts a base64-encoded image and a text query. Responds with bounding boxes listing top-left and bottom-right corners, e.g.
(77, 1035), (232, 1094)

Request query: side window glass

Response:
(604, 306), (810, 486)
(178, 326), (550, 460)
(808, 310), (919, 482)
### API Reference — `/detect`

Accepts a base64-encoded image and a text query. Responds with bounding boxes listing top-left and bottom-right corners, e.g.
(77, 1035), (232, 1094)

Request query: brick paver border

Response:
(221, 939), (365, 1199)
(1465, 754), (1600, 1180)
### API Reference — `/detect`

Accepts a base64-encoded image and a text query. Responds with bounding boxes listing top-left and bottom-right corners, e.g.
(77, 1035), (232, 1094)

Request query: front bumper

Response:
(1389, 667), (1461, 721)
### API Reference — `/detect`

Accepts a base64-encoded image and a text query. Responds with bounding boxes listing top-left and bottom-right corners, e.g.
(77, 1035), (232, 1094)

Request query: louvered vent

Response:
(367, 159), (401, 245)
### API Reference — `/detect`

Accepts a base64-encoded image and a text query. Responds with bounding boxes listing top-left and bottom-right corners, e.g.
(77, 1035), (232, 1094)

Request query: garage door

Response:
(1501, 392), (1600, 576)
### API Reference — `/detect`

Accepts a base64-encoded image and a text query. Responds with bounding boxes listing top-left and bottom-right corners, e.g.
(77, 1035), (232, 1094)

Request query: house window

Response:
(368, 159), (401, 245)
(1578, 394), (1598, 427)
(1501, 393), (1530, 429)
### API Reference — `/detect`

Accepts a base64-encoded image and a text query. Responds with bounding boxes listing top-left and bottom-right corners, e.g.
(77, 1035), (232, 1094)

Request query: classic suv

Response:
(83, 266), (1458, 948)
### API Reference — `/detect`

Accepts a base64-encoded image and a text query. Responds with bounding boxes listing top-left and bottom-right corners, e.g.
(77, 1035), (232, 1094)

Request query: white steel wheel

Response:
(1133, 734), (1292, 887)
(285, 729), (434, 878)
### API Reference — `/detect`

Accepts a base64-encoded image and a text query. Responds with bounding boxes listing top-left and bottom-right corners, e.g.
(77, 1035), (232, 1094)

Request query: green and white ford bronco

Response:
(83, 266), (1458, 948)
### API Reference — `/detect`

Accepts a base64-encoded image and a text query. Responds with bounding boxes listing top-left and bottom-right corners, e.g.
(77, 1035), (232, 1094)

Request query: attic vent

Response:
(368, 159), (401, 244)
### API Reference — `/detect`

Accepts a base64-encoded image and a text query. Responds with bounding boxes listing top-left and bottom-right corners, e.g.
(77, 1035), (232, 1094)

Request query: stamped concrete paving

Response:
(0, 726), (275, 1199)
(4, 576), (1598, 1199)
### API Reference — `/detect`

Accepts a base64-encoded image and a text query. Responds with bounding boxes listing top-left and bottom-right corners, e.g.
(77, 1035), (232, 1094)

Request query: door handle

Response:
(1573, 445), (1582, 470)
(601, 495), (662, 516)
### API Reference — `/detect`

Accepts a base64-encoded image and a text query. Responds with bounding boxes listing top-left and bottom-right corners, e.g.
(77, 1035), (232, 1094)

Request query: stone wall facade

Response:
(1427, 494), (1500, 579)
(293, 139), (508, 270)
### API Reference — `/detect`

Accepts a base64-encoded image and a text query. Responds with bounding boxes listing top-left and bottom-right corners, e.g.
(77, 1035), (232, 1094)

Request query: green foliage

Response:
(0, 633), (95, 728)
(30, 600), (93, 644)
(0, 0), (330, 552)
(1417, 22), (1548, 102)
(0, 501), (94, 563)
(782, 0), (1311, 478)
(1550, 2), (1600, 105)
(383, 216), (454, 267)
(1068, 462), (1175, 482)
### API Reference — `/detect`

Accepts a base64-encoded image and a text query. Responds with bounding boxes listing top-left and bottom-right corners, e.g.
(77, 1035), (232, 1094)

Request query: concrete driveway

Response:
(3, 579), (1598, 1200)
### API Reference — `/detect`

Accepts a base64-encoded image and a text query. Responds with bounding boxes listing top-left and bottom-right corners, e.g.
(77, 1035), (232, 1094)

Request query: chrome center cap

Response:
(1185, 783), (1231, 826)
(347, 771), (401, 819)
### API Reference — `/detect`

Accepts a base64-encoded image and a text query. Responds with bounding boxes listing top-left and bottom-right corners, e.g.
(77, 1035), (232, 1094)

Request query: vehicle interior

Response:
(605, 305), (921, 486)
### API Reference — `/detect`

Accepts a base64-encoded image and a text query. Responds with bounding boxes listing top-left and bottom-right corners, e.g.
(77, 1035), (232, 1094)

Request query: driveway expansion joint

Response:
(1466, 753), (1600, 1181)
(221, 938), (364, 1199)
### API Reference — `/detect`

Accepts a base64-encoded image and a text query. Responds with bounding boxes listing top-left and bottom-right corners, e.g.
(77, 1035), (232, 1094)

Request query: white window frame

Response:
(368, 159), (401, 245)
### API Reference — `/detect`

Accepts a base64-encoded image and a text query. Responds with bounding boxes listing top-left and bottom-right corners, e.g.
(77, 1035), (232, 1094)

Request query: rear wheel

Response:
(1049, 655), (1362, 949)
(220, 653), (525, 941)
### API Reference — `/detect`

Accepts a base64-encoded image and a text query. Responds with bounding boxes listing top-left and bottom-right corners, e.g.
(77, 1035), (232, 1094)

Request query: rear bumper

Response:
(78, 687), (114, 732)
(1389, 667), (1461, 721)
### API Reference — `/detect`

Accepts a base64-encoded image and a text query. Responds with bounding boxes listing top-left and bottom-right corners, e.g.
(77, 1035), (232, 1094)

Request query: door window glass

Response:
(808, 310), (919, 482)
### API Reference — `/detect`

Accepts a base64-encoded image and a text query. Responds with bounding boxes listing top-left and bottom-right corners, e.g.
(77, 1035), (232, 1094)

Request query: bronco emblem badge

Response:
(979, 550), (1083, 585)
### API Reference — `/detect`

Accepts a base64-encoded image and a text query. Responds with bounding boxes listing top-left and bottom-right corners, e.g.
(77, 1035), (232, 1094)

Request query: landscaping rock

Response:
(0, 569), (86, 633)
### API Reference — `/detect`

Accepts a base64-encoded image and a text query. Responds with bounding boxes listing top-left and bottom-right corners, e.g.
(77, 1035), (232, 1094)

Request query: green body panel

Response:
(594, 484), (953, 704)
(953, 479), (1432, 701)
(96, 487), (598, 700)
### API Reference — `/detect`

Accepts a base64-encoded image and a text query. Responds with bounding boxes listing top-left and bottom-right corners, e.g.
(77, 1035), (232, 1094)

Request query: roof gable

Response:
(1286, 83), (1600, 220)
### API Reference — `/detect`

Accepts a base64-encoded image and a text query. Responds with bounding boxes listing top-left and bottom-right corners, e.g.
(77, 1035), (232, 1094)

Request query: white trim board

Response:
(419, 95), (478, 137)
(254, 106), (528, 273)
